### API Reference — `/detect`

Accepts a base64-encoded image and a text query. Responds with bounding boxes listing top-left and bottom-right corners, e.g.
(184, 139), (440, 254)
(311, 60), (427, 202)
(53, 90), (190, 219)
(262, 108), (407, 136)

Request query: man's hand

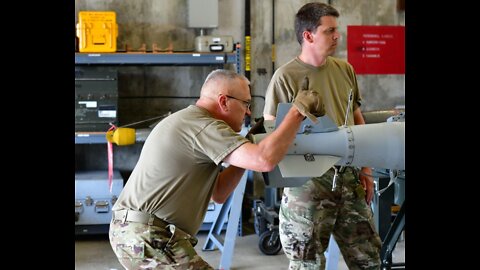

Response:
(359, 167), (374, 205)
(293, 90), (325, 123)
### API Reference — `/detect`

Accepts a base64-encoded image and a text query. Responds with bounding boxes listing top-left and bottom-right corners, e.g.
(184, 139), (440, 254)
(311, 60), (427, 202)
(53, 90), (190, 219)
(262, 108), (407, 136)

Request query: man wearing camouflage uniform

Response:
(263, 2), (382, 269)
(109, 69), (325, 269)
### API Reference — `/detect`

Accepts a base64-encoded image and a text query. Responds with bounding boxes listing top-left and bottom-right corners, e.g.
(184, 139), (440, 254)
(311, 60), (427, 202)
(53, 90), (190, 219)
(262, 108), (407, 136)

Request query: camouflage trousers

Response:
(109, 219), (214, 270)
(279, 167), (382, 270)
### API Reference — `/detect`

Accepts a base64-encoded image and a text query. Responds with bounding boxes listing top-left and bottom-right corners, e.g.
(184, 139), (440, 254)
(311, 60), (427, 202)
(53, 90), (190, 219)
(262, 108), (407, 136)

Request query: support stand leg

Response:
(203, 171), (248, 270)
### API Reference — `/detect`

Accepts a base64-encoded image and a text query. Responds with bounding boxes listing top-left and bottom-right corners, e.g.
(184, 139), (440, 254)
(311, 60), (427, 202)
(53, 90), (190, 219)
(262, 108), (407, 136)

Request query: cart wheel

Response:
(258, 230), (282, 255)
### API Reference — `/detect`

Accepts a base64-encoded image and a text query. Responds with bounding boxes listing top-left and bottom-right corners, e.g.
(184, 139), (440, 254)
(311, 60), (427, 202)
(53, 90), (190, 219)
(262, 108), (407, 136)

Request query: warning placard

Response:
(347, 26), (405, 74)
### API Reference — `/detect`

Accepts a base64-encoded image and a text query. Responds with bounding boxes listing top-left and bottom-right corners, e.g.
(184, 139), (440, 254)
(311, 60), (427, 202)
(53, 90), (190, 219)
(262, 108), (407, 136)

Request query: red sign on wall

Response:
(347, 26), (405, 74)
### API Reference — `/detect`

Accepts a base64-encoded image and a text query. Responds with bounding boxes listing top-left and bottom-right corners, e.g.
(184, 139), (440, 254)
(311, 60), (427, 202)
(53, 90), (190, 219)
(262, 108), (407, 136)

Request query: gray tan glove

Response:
(292, 76), (325, 123)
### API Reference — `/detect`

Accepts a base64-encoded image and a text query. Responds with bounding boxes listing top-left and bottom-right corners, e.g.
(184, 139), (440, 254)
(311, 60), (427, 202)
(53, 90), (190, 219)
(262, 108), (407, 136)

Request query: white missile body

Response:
(252, 104), (405, 187)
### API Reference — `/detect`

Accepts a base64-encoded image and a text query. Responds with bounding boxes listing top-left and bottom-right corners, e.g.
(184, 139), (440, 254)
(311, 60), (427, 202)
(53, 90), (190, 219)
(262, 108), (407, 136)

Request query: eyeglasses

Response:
(225, 95), (251, 110)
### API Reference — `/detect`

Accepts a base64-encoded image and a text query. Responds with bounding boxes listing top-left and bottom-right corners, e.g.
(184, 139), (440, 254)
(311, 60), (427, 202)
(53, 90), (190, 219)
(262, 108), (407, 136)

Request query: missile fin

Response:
(263, 166), (310, 187)
(301, 115), (339, 133)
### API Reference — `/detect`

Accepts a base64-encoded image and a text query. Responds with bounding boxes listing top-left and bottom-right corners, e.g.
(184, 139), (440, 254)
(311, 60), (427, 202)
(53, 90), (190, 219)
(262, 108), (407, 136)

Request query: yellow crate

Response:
(76, 11), (118, 53)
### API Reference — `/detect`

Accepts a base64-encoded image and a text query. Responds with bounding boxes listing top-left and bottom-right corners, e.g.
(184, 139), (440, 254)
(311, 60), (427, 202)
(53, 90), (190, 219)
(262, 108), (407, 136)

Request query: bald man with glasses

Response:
(109, 69), (325, 270)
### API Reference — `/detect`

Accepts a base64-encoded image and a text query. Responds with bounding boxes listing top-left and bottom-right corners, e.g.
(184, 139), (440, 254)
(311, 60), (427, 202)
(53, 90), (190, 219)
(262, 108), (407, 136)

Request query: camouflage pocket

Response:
(115, 242), (145, 259)
(279, 209), (316, 260)
(110, 221), (146, 259)
(166, 224), (198, 246)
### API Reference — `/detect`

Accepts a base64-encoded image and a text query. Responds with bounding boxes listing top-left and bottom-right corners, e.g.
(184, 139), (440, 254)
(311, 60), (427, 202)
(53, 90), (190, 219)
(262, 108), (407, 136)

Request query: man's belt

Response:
(112, 209), (169, 227)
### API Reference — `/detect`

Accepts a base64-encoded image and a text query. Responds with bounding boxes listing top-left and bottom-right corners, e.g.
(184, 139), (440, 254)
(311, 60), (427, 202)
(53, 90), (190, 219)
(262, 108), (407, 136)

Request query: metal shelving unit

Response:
(75, 52), (237, 65)
(75, 44), (241, 144)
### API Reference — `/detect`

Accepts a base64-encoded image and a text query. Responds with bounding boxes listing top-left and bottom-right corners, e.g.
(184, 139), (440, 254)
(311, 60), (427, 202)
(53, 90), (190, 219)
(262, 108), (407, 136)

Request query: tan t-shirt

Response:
(113, 105), (249, 235)
(263, 56), (362, 126)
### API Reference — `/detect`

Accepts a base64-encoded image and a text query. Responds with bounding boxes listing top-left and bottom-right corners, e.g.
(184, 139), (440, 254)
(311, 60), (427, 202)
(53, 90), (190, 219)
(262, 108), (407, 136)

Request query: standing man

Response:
(109, 69), (325, 270)
(263, 2), (382, 270)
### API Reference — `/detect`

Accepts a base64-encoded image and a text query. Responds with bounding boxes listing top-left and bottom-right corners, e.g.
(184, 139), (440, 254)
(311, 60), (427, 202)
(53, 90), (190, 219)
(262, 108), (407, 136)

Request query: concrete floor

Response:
(75, 230), (405, 270)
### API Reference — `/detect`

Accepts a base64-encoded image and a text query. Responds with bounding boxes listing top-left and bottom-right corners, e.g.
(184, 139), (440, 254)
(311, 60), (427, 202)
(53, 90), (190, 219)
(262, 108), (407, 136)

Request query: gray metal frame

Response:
(75, 52), (237, 65)
(74, 46), (241, 144)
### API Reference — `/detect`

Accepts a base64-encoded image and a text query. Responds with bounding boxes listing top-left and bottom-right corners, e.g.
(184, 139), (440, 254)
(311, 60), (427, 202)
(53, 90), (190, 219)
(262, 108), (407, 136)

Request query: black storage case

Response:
(75, 67), (118, 132)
